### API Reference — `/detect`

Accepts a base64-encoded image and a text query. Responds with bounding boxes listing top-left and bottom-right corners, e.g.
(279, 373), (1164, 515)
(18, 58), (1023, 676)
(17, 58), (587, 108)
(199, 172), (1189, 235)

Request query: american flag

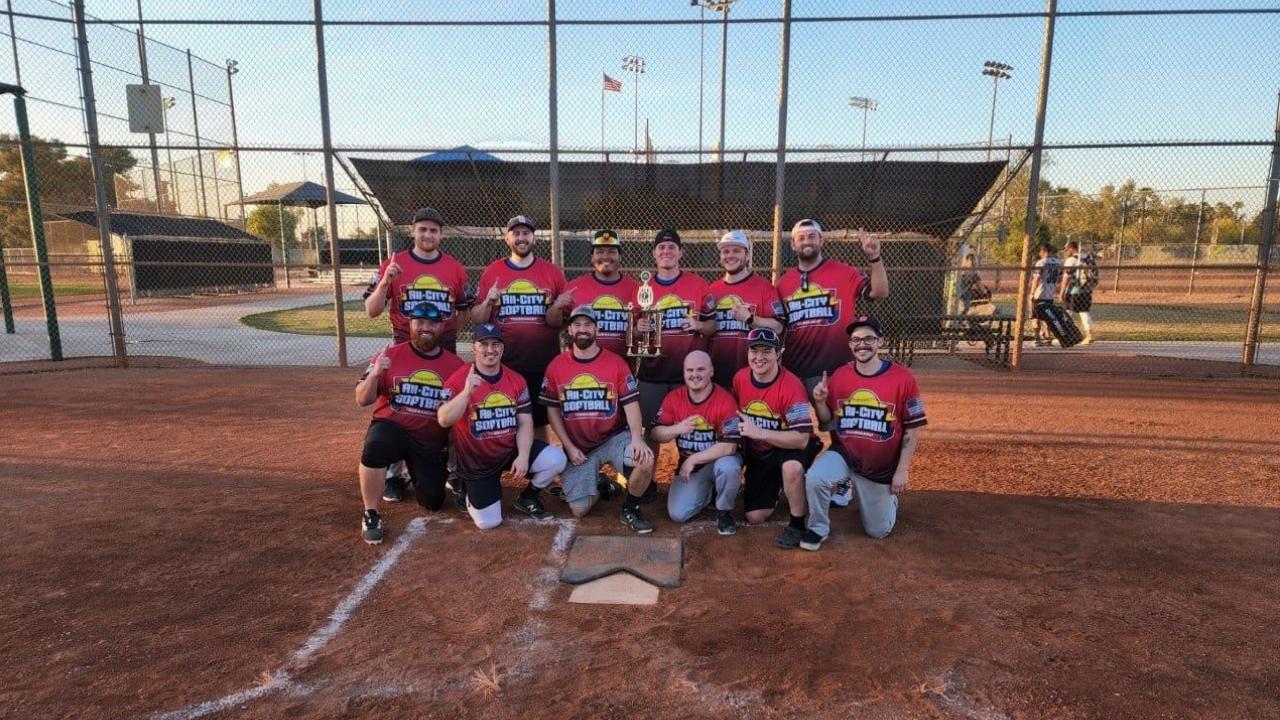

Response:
(602, 73), (623, 93)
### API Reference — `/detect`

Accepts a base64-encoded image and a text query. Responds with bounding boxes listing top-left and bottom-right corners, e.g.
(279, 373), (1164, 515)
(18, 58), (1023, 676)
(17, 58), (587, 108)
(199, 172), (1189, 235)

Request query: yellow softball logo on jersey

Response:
(398, 274), (453, 315)
(497, 279), (549, 321)
(714, 294), (751, 333)
(837, 389), (895, 440)
(470, 391), (519, 436)
(391, 370), (447, 413)
(675, 414), (718, 455)
(785, 283), (838, 325)
(592, 295), (629, 334)
(560, 374), (616, 417)
(655, 294), (692, 332)
(742, 400), (783, 431)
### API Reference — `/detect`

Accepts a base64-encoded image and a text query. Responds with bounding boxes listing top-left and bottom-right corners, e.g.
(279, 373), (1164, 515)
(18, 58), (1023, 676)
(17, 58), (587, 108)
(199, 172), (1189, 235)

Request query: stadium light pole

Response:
(713, 0), (738, 163)
(690, 0), (706, 165)
(622, 55), (645, 159)
(225, 58), (246, 224)
(848, 96), (877, 161)
(161, 96), (180, 214)
(982, 60), (1012, 160)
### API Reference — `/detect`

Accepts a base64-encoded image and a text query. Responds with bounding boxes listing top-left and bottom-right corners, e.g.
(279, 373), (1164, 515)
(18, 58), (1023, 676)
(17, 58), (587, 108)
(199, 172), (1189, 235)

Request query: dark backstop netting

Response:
(349, 158), (1006, 239)
(60, 211), (260, 240)
(319, 240), (382, 267)
(130, 238), (273, 296)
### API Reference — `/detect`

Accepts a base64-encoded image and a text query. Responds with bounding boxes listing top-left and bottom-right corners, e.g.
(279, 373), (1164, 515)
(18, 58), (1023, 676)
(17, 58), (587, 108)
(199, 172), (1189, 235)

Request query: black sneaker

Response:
(799, 529), (826, 552)
(776, 525), (804, 549)
(514, 495), (553, 522)
(361, 510), (384, 545)
(716, 510), (738, 536)
(452, 478), (467, 513)
(638, 481), (657, 505)
(621, 506), (654, 534)
(381, 475), (406, 503)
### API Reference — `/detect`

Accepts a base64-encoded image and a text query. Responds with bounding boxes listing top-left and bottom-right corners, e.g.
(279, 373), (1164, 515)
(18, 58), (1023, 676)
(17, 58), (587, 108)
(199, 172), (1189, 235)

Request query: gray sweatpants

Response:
(666, 454), (743, 522)
(805, 450), (897, 539)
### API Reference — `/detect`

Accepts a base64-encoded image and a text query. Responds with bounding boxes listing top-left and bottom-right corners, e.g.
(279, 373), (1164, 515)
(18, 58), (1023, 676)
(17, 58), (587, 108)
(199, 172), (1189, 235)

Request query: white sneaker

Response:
(830, 479), (853, 508)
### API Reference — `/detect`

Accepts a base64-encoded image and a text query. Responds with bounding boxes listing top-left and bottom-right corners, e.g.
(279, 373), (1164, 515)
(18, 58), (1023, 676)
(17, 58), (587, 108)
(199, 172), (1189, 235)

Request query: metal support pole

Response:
(1243, 90), (1280, 366)
(6, 0), (21, 86)
(1189, 188), (1205, 294)
(1010, 0), (1056, 369)
(134, 4), (162, 213)
(1113, 203), (1127, 292)
(697, 2), (705, 166)
(225, 64), (246, 223)
(769, 0), (792, 283)
(278, 201), (289, 289)
(186, 49), (207, 216)
(313, 0), (348, 367)
(717, 2), (730, 163)
(986, 74), (999, 161)
(547, 0), (561, 267)
(12, 93), (57, 351)
(72, 1), (127, 365)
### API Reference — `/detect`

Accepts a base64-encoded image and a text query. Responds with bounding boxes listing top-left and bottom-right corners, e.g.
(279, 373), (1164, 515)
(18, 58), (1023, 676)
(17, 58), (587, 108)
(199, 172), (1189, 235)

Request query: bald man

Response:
(649, 350), (744, 535)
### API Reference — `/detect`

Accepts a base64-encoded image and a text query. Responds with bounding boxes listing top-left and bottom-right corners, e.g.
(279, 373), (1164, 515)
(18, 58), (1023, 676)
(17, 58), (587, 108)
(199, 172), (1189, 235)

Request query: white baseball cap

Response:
(791, 218), (822, 234)
(717, 230), (750, 248)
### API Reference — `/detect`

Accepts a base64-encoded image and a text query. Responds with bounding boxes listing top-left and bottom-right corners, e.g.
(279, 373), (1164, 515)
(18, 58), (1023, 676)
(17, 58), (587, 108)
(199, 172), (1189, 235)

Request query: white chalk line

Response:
(151, 516), (427, 720)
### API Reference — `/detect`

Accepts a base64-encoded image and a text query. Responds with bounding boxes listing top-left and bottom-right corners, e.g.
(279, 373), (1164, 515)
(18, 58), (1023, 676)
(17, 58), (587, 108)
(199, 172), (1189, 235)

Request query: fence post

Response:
(313, 0), (348, 368)
(72, 1), (127, 366)
(1010, 0), (1057, 369)
(186, 49), (208, 217)
(547, 0), (561, 266)
(1189, 188), (1205, 293)
(768, 0), (792, 282)
(1242, 89), (1280, 366)
(0, 2), (15, 335)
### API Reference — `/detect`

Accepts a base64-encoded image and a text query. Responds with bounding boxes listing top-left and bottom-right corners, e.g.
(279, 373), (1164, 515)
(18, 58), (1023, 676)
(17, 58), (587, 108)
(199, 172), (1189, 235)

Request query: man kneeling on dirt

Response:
(804, 316), (926, 550)
(538, 305), (656, 533)
(650, 351), (743, 535)
(436, 323), (567, 530)
(354, 304), (464, 545)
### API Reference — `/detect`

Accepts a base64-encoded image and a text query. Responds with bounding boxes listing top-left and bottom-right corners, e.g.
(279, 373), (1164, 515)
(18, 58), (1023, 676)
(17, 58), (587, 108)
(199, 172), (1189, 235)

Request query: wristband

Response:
(868, 256), (882, 264)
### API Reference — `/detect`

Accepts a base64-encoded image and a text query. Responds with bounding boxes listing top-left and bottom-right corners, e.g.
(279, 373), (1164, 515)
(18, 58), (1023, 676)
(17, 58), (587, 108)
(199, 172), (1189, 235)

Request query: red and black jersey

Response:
(442, 363), (532, 481)
(637, 271), (714, 383)
(564, 272), (641, 357)
(824, 359), (927, 484)
(476, 258), (567, 374)
(706, 273), (785, 387)
(363, 249), (472, 346)
(776, 258), (870, 378)
(731, 366), (815, 456)
(654, 384), (741, 465)
(364, 342), (464, 451)
(539, 348), (639, 453)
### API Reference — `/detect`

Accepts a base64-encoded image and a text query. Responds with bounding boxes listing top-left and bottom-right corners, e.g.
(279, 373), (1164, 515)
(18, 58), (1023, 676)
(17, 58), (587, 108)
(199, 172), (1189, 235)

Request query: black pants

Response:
(742, 436), (823, 512)
(360, 421), (449, 510)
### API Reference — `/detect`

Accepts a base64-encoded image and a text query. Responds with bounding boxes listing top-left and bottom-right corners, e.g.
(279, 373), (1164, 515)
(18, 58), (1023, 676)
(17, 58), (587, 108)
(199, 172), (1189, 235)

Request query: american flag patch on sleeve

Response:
(906, 396), (925, 418)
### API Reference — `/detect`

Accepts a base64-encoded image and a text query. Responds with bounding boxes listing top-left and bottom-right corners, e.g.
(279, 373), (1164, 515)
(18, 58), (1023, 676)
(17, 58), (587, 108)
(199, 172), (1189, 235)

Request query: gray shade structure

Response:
(347, 158), (1008, 240)
(235, 180), (364, 209)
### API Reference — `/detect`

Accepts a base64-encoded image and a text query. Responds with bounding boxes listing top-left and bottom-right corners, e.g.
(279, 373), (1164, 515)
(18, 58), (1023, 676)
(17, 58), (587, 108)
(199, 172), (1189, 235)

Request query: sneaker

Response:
(452, 478), (467, 513)
(830, 479), (853, 508)
(638, 482), (657, 505)
(381, 475), (406, 503)
(513, 495), (553, 522)
(621, 506), (654, 534)
(361, 510), (384, 545)
(799, 530), (827, 552)
(776, 525), (804, 549)
(716, 510), (738, 536)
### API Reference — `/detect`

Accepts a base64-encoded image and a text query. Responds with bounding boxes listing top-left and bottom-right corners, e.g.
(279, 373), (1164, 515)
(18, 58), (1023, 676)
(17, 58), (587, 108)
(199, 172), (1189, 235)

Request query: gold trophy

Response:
(626, 271), (664, 370)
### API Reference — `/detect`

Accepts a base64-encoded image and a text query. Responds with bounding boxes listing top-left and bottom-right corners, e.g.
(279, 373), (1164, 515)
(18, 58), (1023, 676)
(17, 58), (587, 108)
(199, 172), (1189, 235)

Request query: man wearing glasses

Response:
(803, 316), (927, 551)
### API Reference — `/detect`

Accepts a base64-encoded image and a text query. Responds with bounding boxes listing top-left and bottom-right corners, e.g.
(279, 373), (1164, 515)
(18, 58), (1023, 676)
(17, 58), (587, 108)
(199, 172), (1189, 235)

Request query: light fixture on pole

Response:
(981, 60), (1012, 160)
(622, 55), (645, 158)
(847, 96), (877, 161)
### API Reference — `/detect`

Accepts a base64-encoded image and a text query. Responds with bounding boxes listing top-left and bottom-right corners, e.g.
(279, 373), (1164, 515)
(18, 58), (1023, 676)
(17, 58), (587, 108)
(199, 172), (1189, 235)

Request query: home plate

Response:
(568, 573), (660, 605)
(559, 535), (683, 588)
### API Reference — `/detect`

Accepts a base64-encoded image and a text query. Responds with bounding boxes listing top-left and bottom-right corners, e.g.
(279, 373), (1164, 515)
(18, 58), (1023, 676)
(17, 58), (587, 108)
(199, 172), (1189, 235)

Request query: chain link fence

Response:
(0, 2), (1276, 374)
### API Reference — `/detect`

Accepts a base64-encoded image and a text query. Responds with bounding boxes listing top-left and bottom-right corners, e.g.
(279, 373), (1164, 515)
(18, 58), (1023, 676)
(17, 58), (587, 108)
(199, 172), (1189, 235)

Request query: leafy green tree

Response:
(245, 200), (299, 247)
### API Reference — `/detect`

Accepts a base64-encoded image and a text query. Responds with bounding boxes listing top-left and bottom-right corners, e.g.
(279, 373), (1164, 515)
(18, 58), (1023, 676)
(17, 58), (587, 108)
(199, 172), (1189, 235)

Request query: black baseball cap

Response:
(568, 304), (599, 324)
(653, 229), (681, 247)
(845, 315), (883, 336)
(473, 323), (503, 342)
(407, 303), (444, 321)
(746, 327), (781, 349)
(412, 207), (444, 226)
(505, 215), (536, 232)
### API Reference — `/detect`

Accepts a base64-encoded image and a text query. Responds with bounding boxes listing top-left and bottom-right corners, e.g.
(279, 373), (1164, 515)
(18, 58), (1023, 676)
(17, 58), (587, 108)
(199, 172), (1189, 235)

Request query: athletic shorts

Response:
(742, 436), (823, 512)
(360, 420), (449, 510)
(638, 380), (683, 429)
(519, 371), (550, 428)
(1066, 291), (1093, 312)
(458, 438), (555, 510)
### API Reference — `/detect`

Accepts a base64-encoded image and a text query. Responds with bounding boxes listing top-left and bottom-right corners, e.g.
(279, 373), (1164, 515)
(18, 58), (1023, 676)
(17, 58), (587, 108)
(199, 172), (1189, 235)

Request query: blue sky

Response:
(2, 1), (1277, 212)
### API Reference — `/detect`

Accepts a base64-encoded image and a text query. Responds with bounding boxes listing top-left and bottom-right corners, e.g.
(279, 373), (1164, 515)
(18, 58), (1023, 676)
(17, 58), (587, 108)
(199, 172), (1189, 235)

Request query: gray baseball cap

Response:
(505, 215), (536, 232)
(412, 207), (444, 226)
(567, 304), (599, 324)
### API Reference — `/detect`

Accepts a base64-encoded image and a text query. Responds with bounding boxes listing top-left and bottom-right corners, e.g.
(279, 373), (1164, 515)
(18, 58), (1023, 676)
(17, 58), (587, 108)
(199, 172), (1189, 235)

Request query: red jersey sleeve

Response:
(780, 375), (814, 433)
(363, 257), (393, 300)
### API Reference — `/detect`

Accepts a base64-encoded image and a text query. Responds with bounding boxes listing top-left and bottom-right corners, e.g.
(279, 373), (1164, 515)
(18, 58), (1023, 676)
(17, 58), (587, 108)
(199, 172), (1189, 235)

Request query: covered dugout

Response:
(57, 211), (274, 298)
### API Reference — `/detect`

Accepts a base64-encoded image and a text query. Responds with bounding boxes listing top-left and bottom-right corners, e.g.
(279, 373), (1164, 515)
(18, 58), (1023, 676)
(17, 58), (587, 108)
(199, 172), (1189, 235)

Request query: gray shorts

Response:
(561, 431), (633, 504)
(638, 380), (682, 428)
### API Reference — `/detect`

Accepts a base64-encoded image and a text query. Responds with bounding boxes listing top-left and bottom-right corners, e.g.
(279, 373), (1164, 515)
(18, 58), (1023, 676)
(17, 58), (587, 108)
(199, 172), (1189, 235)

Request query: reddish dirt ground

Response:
(1, 366), (1278, 719)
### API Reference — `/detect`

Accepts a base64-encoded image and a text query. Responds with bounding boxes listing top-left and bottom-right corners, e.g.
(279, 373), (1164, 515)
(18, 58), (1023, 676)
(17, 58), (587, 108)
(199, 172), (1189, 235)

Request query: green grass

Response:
(992, 301), (1279, 342)
(240, 299), (393, 337)
(4, 278), (103, 299)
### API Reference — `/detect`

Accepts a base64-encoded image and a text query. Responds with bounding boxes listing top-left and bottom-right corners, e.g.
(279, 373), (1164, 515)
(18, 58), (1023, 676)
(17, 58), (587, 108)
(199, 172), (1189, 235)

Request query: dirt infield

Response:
(2, 366), (1278, 719)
